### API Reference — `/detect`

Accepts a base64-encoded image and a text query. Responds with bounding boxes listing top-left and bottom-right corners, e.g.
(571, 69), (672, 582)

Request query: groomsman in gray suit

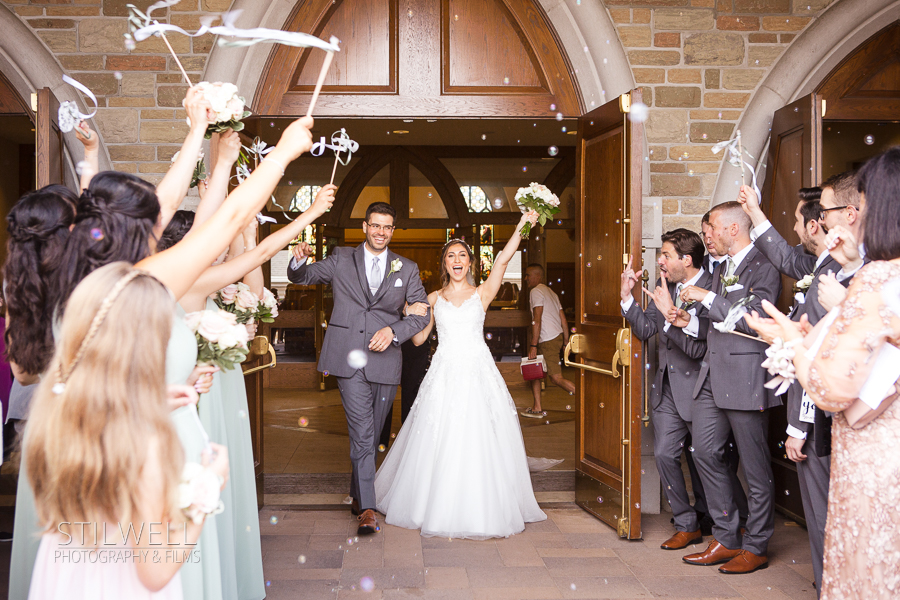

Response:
(739, 184), (840, 595)
(620, 229), (719, 550)
(288, 202), (430, 534)
(678, 202), (782, 574)
(702, 211), (727, 274)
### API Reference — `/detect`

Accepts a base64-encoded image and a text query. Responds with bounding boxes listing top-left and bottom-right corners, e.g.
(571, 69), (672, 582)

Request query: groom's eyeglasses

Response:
(367, 223), (395, 233)
(820, 205), (850, 213)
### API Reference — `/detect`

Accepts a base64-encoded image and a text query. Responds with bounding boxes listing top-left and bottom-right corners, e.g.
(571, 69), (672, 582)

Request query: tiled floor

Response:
(258, 506), (818, 599)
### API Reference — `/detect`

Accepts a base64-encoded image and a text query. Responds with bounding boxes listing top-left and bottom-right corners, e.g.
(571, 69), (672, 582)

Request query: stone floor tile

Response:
(423, 546), (505, 568)
(638, 575), (741, 597)
(719, 563), (817, 597)
(538, 547), (618, 558)
(465, 566), (556, 588)
(552, 576), (651, 599)
(382, 590), (475, 600)
(425, 567), (470, 589)
(541, 556), (634, 577)
(563, 533), (624, 548)
(340, 567), (426, 589)
(496, 536), (544, 566)
(266, 548), (344, 570)
(263, 578), (339, 598)
(472, 587), (563, 599)
(309, 534), (355, 550)
(261, 534), (310, 552)
(518, 532), (571, 548)
(341, 541), (384, 569)
(315, 519), (354, 535)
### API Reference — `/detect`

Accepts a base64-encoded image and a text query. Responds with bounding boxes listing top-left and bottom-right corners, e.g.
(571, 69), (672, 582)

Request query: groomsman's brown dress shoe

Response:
(682, 539), (741, 565)
(350, 498), (360, 516)
(718, 550), (768, 574)
(357, 509), (378, 535)
(660, 529), (703, 550)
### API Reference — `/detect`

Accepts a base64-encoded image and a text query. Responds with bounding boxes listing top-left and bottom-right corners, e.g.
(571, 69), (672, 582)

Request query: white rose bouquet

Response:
(254, 287), (280, 324)
(184, 308), (250, 370)
(213, 282), (259, 324)
(178, 462), (225, 525)
(514, 183), (561, 239)
(191, 81), (252, 139)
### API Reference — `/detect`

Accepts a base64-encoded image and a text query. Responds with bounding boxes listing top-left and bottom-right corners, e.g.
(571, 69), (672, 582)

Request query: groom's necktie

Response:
(369, 256), (382, 295)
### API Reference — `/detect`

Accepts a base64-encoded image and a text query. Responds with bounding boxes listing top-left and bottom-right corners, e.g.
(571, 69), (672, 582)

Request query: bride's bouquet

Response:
(514, 183), (560, 239)
(184, 308), (250, 371)
(212, 282), (259, 324)
(254, 287), (280, 323)
(190, 81), (251, 139)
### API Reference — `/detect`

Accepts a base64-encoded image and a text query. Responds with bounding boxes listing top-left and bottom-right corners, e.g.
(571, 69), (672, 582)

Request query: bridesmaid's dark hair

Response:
(156, 210), (195, 251)
(3, 185), (77, 375)
(858, 146), (900, 261)
(55, 172), (161, 315)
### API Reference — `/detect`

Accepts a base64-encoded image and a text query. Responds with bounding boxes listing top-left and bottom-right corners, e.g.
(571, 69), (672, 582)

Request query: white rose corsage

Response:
(178, 462), (225, 525)
(389, 258), (403, 275)
(762, 337), (803, 396)
(795, 273), (814, 291)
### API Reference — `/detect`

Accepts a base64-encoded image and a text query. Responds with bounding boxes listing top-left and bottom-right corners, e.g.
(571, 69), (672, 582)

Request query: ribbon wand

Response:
(330, 150), (340, 184)
(306, 40), (339, 118)
(160, 31), (192, 86)
(736, 129), (746, 186)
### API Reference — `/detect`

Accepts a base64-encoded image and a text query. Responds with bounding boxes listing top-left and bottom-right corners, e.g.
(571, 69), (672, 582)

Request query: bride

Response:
(374, 210), (547, 539)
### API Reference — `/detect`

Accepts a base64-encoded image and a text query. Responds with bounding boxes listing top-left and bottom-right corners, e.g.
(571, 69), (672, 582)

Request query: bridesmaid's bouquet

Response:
(514, 183), (560, 238)
(213, 283), (259, 324)
(184, 308), (250, 371)
(190, 81), (251, 139)
(254, 287), (280, 323)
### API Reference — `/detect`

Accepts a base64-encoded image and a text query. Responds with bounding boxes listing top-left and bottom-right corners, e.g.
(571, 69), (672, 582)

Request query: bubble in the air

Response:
(548, 145), (559, 157)
(570, 584), (577, 591)
(555, 112), (563, 121)
(493, 198), (503, 209)
(298, 417), (309, 427)
(522, 166), (528, 172)
(550, 103), (556, 110)
(503, 77), (510, 85)
(90, 228), (105, 241)
(785, 490), (790, 495)
(269, 516), (278, 525)
(238, 410), (246, 419)
(566, 405), (571, 410)
(323, 370), (329, 376)
(865, 135), (875, 145)
(360, 577), (375, 592)
(596, 496), (603, 503)
(76, 161), (89, 176)
(486, 333), (493, 340)
(347, 349), (368, 369)
(628, 102), (649, 123)
(378, 444), (386, 452)
(298, 555), (306, 564)
(481, 134), (487, 140)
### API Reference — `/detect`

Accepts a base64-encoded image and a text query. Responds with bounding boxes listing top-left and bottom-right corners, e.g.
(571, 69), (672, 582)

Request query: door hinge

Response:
(623, 253), (629, 265)
(617, 517), (629, 537)
(30, 93), (37, 113)
(619, 93), (631, 114)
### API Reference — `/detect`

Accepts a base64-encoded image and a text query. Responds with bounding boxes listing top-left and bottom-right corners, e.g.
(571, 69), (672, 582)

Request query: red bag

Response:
(521, 356), (547, 381)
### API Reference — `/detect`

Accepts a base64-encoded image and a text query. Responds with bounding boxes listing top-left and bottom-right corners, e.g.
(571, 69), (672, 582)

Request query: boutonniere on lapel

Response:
(792, 273), (814, 304)
(388, 258), (403, 276)
(720, 273), (741, 297)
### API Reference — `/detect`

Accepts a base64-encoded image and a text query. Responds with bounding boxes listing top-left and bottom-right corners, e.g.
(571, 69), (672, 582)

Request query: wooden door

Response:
(34, 88), (64, 188)
(317, 224), (343, 390)
(758, 93), (823, 523)
(565, 91), (643, 539)
(243, 335), (271, 507)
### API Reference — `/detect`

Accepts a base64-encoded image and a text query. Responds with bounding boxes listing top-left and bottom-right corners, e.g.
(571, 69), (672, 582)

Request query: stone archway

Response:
(711, 0), (900, 206)
(203, 0), (633, 116)
(0, 3), (113, 186)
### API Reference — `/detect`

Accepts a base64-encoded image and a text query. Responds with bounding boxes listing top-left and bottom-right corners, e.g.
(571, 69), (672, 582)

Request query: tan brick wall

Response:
(606, 0), (835, 232)
(2, 0), (235, 185)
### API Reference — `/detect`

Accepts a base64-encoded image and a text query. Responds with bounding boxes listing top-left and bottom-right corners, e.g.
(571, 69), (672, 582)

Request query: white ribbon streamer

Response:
(58, 75), (99, 133)
(256, 213), (277, 225)
(311, 129), (359, 163)
(712, 135), (762, 198)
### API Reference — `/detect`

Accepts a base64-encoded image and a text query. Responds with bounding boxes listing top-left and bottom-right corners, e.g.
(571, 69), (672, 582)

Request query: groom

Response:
(288, 202), (430, 534)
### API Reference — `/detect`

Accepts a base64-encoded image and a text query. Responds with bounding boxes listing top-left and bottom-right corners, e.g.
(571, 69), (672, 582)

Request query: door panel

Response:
(568, 91), (643, 539)
(758, 93), (823, 523)
(34, 88), (64, 188)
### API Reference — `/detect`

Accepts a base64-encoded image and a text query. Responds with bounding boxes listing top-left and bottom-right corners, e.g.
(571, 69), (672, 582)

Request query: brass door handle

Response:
(563, 330), (632, 379)
(243, 337), (277, 375)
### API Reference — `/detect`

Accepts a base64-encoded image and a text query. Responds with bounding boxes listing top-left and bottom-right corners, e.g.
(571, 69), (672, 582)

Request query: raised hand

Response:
(620, 256), (640, 302)
(311, 183), (337, 214)
(737, 184), (761, 214)
(292, 241), (313, 262)
(217, 129), (242, 167)
(74, 121), (99, 152)
(183, 86), (214, 134)
(276, 116), (315, 160)
(824, 225), (860, 268)
(816, 271), (847, 312)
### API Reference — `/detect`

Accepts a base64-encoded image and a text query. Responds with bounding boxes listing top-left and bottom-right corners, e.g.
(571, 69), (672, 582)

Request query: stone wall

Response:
(605, 0), (834, 232)
(2, 0), (233, 185)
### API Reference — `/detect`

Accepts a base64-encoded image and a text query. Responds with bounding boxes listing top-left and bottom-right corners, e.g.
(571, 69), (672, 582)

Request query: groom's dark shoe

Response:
(357, 509), (378, 535)
(350, 498), (360, 516)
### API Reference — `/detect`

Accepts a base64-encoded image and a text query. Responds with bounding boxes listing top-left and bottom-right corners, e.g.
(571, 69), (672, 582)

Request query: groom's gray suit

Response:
(288, 244), (429, 510)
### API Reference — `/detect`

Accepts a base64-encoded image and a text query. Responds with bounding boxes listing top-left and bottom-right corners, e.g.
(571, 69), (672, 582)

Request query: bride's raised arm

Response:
(477, 211), (538, 310)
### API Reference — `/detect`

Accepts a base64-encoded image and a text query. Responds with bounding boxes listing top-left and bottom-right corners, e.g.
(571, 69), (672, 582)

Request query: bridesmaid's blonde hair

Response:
(26, 262), (184, 534)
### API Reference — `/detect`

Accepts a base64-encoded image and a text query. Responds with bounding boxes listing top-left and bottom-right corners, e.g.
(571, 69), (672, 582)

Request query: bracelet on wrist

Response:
(262, 156), (287, 176)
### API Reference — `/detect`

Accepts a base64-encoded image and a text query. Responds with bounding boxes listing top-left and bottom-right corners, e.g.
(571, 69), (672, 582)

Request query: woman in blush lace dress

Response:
(374, 211), (546, 540)
(746, 147), (900, 599)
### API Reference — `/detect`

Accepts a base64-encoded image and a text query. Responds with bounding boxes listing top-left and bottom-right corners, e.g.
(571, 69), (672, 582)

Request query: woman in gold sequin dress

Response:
(746, 147), (900, 599)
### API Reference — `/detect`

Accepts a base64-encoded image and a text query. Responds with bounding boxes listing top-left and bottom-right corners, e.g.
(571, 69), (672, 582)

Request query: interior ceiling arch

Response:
(254, 0), (582, 118)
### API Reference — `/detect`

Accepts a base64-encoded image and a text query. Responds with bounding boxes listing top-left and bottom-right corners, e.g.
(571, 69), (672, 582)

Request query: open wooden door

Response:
(564, 90), (643, 539)
(33, 88), (64, 188)
(758, 93), (823, 523)
(316, 224), (342, 390)
(243, 333), (275, 507)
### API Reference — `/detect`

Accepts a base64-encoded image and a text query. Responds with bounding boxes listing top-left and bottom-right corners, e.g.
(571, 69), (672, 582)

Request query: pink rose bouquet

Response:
(213, 282), (258, 324)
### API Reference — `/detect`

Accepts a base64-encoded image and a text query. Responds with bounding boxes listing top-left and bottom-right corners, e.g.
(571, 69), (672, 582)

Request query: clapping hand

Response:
(817, 271), (847, 312)
(743, 299), (804, 344)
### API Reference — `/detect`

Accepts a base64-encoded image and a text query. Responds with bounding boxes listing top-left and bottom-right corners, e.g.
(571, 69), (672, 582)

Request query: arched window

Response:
(289, 185), (323, 212)
(461, 185), (490, 213)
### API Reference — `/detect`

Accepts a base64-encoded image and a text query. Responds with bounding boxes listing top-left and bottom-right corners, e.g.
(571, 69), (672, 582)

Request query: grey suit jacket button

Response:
(359, 330), (364, 333)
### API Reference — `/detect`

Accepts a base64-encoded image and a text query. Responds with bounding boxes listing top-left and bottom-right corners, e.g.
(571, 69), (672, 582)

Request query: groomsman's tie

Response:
(675, 283), (684, 309)
(369, 256), (382, 295)
(724, 257), (735, 279)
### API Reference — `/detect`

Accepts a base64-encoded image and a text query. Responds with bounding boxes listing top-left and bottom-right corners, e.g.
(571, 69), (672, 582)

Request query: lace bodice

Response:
(433, 291), (490, 358)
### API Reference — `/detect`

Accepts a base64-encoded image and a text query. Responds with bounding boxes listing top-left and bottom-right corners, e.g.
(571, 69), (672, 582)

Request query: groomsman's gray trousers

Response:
(691, 380), (770, 555)
(798, 439), (830, 597)
(336, 370), (398, 511)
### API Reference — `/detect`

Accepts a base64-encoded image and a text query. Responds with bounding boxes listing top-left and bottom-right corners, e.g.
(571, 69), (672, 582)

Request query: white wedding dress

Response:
(374, 290), (546, 539)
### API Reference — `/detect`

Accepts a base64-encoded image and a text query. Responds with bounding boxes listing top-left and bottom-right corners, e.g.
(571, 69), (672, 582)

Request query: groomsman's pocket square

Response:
(394, 279), (403, 287)
(725, 283), (744, 293)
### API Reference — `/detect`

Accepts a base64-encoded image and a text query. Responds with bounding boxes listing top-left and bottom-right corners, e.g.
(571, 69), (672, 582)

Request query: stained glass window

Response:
(461, 186), (490, 212)
(288, 185), (322, 212)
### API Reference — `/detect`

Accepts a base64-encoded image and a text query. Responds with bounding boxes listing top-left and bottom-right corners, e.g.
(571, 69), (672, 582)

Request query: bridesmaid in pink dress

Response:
(746, 147), (900, 599)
